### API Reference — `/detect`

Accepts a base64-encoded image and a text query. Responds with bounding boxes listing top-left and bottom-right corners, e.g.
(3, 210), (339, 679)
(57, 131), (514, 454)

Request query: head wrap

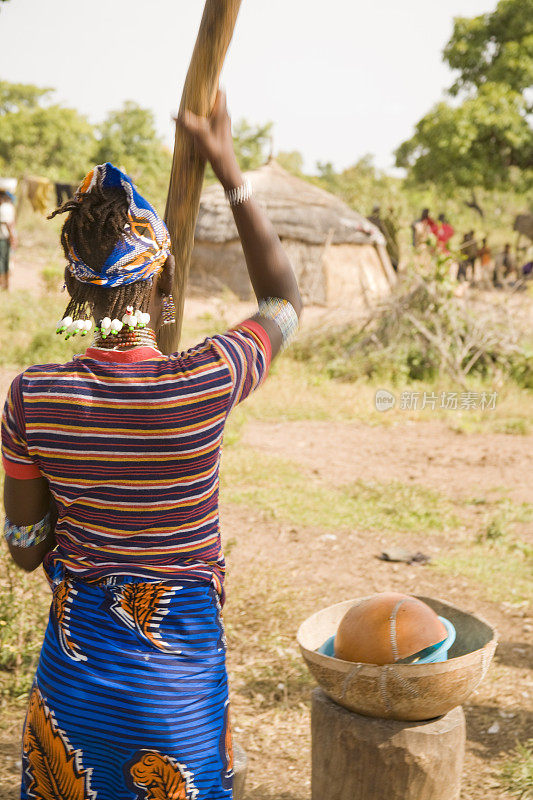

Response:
(65, 162), (171, 287)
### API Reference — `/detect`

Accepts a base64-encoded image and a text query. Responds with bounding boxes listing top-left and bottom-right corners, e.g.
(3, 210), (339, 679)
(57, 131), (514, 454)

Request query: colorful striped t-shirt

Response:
(1, 320), (271, 600)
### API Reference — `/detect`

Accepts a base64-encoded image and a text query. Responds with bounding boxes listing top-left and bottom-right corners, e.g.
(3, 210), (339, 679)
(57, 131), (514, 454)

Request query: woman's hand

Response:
(178, 89), (243, 190)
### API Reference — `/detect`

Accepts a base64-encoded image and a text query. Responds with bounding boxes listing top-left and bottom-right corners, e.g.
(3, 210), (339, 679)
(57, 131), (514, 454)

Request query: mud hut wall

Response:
(190, 239), (328, 303)
(190, 241), (252, 298)
(324, 244), (391, 309)
(190, 239), (391, 307)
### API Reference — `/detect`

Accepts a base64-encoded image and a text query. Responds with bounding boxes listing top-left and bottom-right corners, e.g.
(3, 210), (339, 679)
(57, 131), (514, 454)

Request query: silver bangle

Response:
(257, 297), (299, 350)
(225, 178), (252, 207)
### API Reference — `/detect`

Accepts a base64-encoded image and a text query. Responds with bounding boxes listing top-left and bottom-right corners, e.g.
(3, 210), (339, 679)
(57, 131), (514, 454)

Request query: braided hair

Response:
(49, 176), (154, 323)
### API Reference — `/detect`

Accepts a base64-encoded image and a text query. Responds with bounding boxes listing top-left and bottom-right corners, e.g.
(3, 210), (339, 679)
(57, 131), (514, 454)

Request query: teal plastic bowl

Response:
(317, 615), (456, 664)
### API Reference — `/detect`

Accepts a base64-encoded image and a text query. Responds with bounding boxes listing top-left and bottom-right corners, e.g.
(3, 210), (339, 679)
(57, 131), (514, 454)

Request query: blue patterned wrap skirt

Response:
(21, 562), (233, 799)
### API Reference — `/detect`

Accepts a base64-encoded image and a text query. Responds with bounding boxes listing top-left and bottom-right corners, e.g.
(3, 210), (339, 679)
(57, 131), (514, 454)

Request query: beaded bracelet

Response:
(257, 297), (299, 350)
(225, 178), (253, 207)
(4, 511), (52, 548)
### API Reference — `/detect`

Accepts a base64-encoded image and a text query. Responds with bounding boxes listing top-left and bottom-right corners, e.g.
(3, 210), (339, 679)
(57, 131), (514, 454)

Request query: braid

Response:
(62, 275), (153, 327)
(49, 175), (154, 324)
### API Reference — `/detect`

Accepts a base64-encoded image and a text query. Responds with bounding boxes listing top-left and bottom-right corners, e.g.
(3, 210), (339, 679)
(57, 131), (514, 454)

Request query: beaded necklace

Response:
(91, 326), (162, 353)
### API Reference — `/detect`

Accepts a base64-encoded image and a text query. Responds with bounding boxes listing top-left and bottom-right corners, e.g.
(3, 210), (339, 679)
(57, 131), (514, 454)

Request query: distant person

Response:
(477, 237), (493, 285)
(368, 205), (383, 231)
(494, 243), (515, 286)
(382, 206), (400, 271)
(522, 260), (533, 280)
(429, 213), (454, 255)
(412, 208), (434, 249)
(458, 230), (477, 281)
(0, 189), (16, 290)
(368, 205), (399, 271)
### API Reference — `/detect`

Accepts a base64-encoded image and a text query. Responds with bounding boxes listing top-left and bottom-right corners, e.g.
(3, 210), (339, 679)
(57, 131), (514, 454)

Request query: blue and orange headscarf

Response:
(65, 163), (171, 288)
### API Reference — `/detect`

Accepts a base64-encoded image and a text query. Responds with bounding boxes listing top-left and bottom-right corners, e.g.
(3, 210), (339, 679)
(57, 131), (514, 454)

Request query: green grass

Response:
(0, 549), (50, 703)
(434, 496), (532, 603)
(0, 290), (81, 369)
(0, 290), (230, 372)
(497, 739), (533, 799)
(482, 500), (532, 540)
(221, 446), (458, 534)
(436, 537), (532, 604)
(40, 264), (65, 294)
(229, 354), (533, 436)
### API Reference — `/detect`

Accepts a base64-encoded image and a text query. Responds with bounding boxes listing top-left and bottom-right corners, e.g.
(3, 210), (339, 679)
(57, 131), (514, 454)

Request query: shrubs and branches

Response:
(292, 258), (532, 389)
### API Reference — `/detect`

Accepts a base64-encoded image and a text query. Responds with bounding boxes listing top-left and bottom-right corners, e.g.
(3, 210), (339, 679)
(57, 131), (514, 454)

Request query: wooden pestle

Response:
(158, 0), (243, 354)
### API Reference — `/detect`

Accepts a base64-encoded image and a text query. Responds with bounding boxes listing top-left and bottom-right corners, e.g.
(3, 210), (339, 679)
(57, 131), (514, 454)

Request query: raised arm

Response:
(178, 90), (302, 356)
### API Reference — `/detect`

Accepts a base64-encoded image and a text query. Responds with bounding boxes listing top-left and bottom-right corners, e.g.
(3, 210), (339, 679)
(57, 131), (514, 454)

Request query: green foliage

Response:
(396, 83), (533, 191)
(444, 0), (533, 95)
(476, 498), (533, 543)
(0, 470), (49, 700)
(94, 101), (172, 212)
(437, 535), (532, 603)
(231, 118), (273, 171)
(0, 85), (96, 182)
(0, 81), (173, 210)
(0, 291), (80, 370)
(437, 498), (533, 603)
(397, 0), (533, 191)
(314, 154), (402, 209)
(203, 117), (274, 184)
(40, 264), (64, 294)
(0, 559), (49, 699)
(276, 150), (304, 176)
(0, 80), (52, 114)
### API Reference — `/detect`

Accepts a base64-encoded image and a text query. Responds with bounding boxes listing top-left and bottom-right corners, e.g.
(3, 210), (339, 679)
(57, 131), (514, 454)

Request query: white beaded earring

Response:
(122, 306), (137, 330)
(56, 316), (92, 340)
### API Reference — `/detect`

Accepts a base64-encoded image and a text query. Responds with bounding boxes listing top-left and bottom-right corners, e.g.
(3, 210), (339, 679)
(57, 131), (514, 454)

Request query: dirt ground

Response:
(242, 418), (533, 505)
(0, 250), (532, 799)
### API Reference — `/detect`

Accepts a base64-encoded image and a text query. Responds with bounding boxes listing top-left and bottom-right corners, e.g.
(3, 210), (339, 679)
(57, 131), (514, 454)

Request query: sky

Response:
(0, 0), (496, 173)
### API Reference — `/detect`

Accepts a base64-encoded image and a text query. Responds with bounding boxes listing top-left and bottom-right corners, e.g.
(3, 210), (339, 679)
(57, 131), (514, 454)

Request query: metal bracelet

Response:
(4, 510), (52, 548)
(257, 297), (299, 350)
(225, 178), (253, 207)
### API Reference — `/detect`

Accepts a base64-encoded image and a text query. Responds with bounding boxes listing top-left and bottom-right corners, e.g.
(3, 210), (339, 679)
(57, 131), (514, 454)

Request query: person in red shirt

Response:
(428, 213), (454, 255)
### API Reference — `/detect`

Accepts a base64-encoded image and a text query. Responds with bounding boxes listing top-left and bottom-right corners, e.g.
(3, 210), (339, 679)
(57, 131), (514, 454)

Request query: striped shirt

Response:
(1, 320), (271, 600)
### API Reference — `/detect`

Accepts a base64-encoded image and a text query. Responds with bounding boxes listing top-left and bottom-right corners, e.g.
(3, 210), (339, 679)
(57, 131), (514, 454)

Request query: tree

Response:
(231, 119), (273, 171)
(276, 150), (304, 176)
(203, 118), (274, 184)
(0, 81), (96, 181)
(443, 0), (533, 96)
(396, 0), (533, 192)
(395, 83), (532, 191)
(94, 101), (171, 209)
(0, 81), (53, 114)
(314, 155), (401, 215)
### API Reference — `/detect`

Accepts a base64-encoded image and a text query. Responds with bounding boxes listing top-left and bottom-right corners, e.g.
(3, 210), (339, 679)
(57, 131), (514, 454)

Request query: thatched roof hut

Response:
(191, 160), (396, 307)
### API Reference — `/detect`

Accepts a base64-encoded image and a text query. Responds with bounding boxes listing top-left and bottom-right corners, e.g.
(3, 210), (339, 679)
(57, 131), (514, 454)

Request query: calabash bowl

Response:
(297, 595), (497, 721)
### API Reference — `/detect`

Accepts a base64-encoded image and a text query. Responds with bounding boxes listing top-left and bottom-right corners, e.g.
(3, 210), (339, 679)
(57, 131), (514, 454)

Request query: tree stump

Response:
(233, 742), (248, 800)
(311, 688), (465, 800)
